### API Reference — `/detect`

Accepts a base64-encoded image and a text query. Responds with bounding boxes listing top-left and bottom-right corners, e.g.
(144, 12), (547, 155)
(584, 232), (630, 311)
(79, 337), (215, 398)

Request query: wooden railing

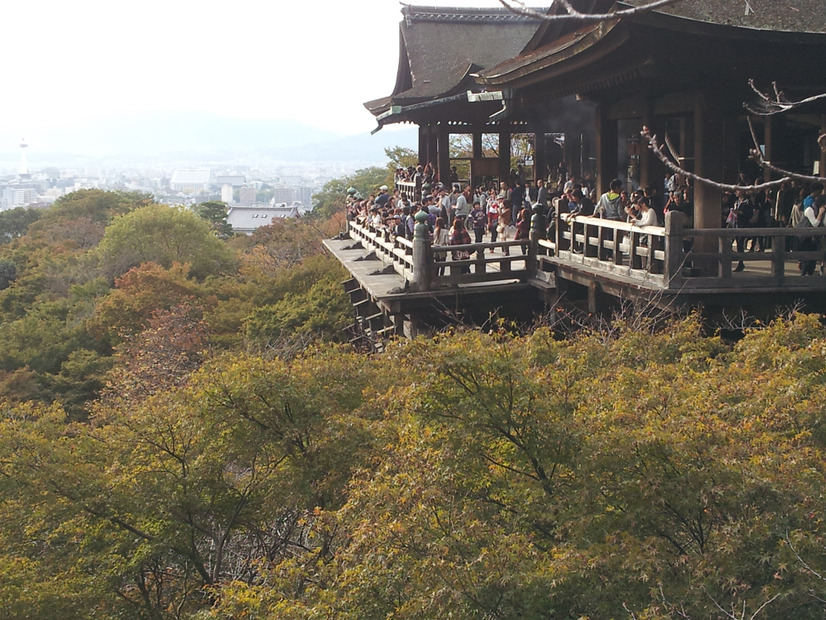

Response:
(346, 211), (826, 296)
(347, 219), (532, 289)
(395, 180), (418, 200)
(546, 213), (675, 287)
(547, 212), (826, 291)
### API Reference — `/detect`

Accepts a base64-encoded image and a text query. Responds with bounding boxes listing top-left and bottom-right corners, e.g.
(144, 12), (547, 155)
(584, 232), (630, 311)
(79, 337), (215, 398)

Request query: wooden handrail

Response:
(348, 215), (826, 295)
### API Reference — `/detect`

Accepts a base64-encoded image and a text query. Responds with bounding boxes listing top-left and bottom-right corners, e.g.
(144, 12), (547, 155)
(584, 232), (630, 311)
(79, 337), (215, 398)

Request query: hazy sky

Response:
(4, 0), (517, 145)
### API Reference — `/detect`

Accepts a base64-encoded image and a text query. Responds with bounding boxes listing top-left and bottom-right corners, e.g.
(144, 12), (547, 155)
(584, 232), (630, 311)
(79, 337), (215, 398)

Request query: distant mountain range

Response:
(0, 112), (418, 168)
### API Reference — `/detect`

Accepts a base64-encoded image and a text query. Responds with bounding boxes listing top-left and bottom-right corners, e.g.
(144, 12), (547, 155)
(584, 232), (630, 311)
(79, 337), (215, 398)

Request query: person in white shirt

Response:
(629, 197), (659, 268)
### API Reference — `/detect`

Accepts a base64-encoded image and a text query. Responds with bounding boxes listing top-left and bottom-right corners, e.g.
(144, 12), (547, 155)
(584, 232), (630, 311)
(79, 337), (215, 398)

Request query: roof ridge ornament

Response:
(402, 6), (538, 24)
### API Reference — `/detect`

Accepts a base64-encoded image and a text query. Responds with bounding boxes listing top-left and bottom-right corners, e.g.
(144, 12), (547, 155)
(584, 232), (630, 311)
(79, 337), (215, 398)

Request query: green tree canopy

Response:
(96, 204), (237, 280)
(192, 200), (233, 238)
(0, 206), (41, 245)
(311, 165), (387, 221)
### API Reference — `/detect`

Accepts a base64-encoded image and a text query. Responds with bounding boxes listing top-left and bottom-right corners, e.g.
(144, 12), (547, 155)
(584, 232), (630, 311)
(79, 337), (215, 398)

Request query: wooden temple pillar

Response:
(820, 115), (826, 178)
(472, 126), (483, 158)
(595, 103), (619, 195)
(562, 126), (583, 182)
(427, 125), (439, 169)
(418, 126), (429, 166)
(437, 124), (451, 187)
(762, 116), (774, 183)
(533, 130), (547, 184)
(692, 90), (726, 273)
(499, 129), (512, 186)
(637, 95), (662, 190)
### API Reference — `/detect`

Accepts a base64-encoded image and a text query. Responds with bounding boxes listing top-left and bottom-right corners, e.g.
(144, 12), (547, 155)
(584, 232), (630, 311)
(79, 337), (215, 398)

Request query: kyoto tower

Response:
(19, 138), (30, 179)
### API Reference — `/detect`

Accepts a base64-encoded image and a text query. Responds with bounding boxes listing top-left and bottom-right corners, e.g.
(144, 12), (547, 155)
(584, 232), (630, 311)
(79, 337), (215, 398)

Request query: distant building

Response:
(297, 186), (314, 208)
(227, 205), (301, 234)
(272, 187), (296, 204)
(238, 186), (256, 206)
(215, 174), (245, 187)
(221, 184), (234, 204)
(2, 187), (36, 208)
(170, 169), (211, 193)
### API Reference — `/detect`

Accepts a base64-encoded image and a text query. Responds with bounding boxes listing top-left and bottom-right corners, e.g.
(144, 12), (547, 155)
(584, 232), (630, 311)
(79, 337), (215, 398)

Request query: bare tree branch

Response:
(785, 531), (826, 582)
(745, 79), (826, 116)
(702, 585), (781, 620)
(642, 126), (793, 193)
(744, 117), (826, 184)
(497, 0), (683, 22)
(748, 594), (783, 620)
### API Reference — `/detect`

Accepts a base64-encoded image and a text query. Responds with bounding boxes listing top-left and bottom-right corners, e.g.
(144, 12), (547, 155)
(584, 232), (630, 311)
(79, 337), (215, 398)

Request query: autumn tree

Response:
(96, 203), (237, 280)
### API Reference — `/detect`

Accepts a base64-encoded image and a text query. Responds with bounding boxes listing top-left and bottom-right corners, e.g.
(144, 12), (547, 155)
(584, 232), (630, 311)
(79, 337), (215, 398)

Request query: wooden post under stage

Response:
(437, 126), (451, 188)
(595, 104), (618, 196)
(499, 130), (511, 186)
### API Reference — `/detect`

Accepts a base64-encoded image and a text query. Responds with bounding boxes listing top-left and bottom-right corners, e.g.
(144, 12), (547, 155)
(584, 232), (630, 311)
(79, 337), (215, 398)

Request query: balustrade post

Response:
(555, 209), (566, 251)
(411, 209), (432, 292)
(528, 202), (546, 279)
(663, 211), (686, 287)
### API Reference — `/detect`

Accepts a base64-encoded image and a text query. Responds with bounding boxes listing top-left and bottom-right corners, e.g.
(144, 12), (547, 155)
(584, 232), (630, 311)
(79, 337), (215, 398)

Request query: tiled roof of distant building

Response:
(227, 205), (301, 234)
(215, 174), (245, 187)
(170, 169), (211, 185)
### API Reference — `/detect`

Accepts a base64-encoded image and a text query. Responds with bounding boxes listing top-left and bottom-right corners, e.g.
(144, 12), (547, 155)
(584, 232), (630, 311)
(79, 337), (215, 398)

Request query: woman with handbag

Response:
(497, 199), (514, 255)
(432, 217), (449, 276)
(449, 217), (472, 274)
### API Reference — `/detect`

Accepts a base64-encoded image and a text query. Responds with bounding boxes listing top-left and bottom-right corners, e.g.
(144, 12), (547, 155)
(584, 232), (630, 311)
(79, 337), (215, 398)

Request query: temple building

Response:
(366, 0), (826, 232)
(328, 2), (826, 346)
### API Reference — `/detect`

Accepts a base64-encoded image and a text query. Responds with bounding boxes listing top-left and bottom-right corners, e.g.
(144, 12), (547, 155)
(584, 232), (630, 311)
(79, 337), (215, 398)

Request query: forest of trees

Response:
(0, 185), (826, 619)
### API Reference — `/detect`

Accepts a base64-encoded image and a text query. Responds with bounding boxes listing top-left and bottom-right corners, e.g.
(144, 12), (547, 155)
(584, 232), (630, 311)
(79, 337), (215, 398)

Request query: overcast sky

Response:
(4, 0), (517, 148)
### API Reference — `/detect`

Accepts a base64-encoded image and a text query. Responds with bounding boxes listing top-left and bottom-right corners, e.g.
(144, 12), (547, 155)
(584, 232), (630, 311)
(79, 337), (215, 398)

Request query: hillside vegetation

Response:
(0, 190), (825, 619)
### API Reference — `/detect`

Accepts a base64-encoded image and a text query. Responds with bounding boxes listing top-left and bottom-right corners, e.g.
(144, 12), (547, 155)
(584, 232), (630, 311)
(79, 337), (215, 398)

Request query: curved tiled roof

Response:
(622, 0), (826, 34)
(364, 6), (541, 116)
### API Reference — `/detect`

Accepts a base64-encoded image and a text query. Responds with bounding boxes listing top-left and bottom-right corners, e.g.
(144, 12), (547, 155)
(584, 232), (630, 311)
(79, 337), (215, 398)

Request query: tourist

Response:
(497, 199), (515, 256)
(455, 185), (472, 220)
(515, 207), (531, 255)
(487, 196), (500, 249)
(432, 216), (449, 276)
(799, 194), (826, 276)
(732, 190), (754, 272)
(470, 200), (487, 243)
(536, 178), (549, 214)
(375, 185), (391, 208)
(449, 217), (472, 274)
(595, 179), (624, 221)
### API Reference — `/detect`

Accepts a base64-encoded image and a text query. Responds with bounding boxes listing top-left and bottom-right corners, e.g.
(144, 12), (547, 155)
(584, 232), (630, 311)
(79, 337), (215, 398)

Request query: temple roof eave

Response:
(364, 5), (543, 122)
(475, 9), (826, 107)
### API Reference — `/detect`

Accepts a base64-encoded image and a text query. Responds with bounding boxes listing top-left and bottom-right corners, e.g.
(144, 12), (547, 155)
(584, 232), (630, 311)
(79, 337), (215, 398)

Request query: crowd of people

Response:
(347, 163), (694, 266)
(725, 179), (826, 273)
(348, 162), (826, 276)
